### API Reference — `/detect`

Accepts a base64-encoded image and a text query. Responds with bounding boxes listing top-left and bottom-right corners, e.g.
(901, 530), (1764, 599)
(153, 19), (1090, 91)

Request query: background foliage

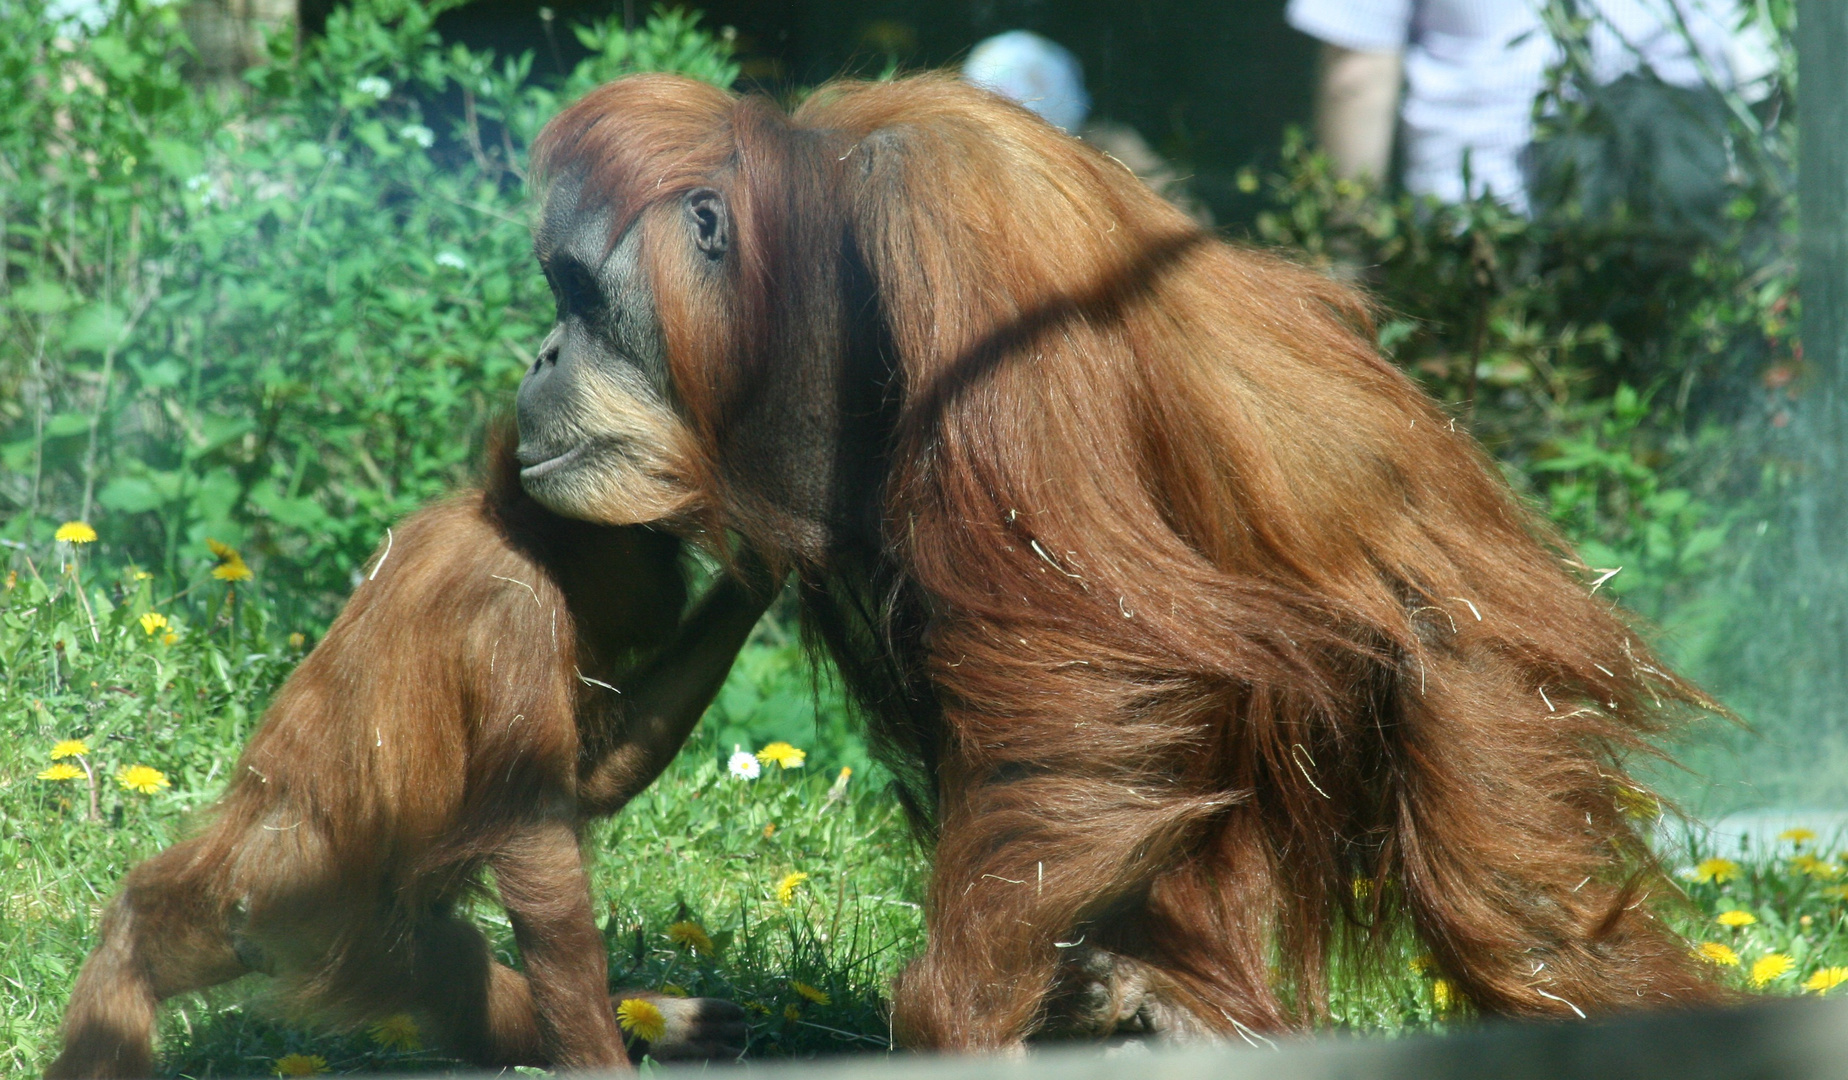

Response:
(0, 0), (1833, 1074)
(1241, 0), (1812, 808)
(0, 0), (735, 615)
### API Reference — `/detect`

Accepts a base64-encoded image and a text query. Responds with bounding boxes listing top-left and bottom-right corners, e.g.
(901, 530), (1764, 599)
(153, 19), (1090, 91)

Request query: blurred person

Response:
(1287, 0), (1775, 213)
(962, 30), (1212, 225)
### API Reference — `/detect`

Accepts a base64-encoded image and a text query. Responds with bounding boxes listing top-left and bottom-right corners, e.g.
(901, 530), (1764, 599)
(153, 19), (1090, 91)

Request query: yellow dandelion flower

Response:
(659, 984), (687, 997)
(288, 632), (306, 649)
(206, 537), (238, 560)
(783, 1003), (801, 1022)
(792, 981), (831, 1006)
(1431, 978), (1455, 1011)
(212, 555), (253, 582)
(666, 920), (714, 955)
(1695, 942), (1740, 967)
(1690, 858), (1738, 884)
(1780, 827), (1818, 845)
(50, 739), (90, 760)
(273, 1053), (327, 1076)
(116, 764), (170, 795)
(756, 741), (806, 769)
(138, 612), (169, 636)
(1751, 953), (1794, 987)
(1805, 967), (1848, 994)
(38, 762), (84, 782)
(1794, 854), (1842, 879)
(776, 871), (809, 905)
(4, 570), (15, 590)
(56, 521), (97, 544)
(132, 570), (153, 581)
(745, 1001), (772, 1016)
(616, 997), (667, 1042)
(368, 1013), (421, 1051)
(161, 630), (178, 645)
(763, 822), (777, 839)
(1823, 885), (1848, 902)
(1716, 910), (1757, 928)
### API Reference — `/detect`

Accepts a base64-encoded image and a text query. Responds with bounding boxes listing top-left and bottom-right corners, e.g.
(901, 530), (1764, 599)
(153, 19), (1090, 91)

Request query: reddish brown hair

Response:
(45, 431), (759, 1076)
(534, 73), (1722, 1047)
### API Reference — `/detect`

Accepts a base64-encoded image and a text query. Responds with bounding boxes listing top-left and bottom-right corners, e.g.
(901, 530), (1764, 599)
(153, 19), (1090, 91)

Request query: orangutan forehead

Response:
(532, 176), (631, 268)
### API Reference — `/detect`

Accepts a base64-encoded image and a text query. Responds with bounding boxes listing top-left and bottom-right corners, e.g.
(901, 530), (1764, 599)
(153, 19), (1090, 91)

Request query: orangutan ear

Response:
(687, 188), (730, 258)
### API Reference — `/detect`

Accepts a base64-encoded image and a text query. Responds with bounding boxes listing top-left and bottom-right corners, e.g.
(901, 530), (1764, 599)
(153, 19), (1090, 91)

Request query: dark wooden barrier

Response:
(702, 998), (1848, 1080)
(720, 998), (1848, 1080)
(382, 997), (1848, 1079)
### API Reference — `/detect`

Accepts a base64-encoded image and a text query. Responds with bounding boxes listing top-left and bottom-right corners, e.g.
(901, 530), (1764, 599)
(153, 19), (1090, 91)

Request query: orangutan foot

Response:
(1040, 945), (1217, 1043)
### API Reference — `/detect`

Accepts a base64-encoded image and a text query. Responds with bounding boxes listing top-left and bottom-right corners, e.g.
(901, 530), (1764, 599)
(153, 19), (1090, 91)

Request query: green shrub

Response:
(1239, 2), (1794, 628)
(0, 0), (735, 622)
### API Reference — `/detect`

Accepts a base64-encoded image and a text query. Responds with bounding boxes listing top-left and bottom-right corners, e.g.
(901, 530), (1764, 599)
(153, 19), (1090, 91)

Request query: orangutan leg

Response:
(46, 838), (248, 1079)
(402, 829), (745, 1070)
(888, 749), (1242, 1051)
(1039, 812), (1307, 1046)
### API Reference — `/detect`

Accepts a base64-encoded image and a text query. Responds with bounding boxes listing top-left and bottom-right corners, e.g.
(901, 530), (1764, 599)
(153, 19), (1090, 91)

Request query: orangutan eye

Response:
(547, 257), (603, 319)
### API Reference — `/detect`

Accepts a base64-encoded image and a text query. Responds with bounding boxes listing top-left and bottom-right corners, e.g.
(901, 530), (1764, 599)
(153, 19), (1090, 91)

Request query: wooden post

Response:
(1801, 4), (1848, 395)
(1796, 0), (1848, 725)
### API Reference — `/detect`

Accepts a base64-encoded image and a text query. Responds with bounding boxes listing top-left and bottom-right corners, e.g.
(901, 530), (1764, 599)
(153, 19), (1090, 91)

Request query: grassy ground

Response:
(4, 551), (1848, 1076)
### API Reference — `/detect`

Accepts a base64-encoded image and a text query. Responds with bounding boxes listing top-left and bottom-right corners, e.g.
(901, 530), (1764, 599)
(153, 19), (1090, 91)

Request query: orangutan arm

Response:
(576, 558), (778, 816)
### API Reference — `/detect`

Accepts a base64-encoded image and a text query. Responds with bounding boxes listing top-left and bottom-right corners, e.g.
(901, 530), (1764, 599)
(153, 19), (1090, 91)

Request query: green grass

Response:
(4, 550), (1848, 1076)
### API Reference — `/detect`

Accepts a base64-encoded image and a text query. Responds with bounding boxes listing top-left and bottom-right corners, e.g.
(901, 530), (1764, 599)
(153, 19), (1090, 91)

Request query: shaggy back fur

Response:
(534, 73), (1721, 1046)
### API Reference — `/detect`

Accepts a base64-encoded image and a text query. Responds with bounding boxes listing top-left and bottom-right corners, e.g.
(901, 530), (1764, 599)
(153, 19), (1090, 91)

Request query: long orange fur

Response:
(527, 72), (1725, 1049)
(47, 435), (761, 1076)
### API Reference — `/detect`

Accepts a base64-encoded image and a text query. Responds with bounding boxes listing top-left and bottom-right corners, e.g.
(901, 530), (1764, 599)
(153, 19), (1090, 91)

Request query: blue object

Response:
(962, 30), (1091, 133)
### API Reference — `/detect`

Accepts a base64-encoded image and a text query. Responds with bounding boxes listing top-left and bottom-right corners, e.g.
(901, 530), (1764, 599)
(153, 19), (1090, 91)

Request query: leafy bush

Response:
(1239, 1), (1795, 629)
(0, 0), (735, 621)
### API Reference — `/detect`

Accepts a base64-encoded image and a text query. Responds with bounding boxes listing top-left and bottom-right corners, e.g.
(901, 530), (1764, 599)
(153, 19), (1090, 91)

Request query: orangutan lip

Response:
(517, 443), (585, 480)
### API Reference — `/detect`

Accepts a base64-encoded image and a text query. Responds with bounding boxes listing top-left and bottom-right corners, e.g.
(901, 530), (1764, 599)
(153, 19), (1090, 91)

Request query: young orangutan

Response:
(46, 434), (773, 1078)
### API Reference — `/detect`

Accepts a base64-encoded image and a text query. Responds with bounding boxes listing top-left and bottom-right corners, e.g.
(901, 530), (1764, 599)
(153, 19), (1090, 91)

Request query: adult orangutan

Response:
(513, 72), (1725, 1051)
(46, 433), (767, 1078)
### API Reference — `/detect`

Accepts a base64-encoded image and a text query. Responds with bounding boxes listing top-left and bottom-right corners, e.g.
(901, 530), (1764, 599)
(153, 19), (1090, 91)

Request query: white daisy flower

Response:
(728, 747), (761, 781)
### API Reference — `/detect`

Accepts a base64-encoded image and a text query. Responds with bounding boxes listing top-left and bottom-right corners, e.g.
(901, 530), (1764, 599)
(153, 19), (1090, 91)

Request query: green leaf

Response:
(44, 412), (92, 438)
(63, 303), (127, 353)
(289, 141), (327, 170)
(9, 278), (77, 314)
(87, 34), (145, 79)
(97, 477), (166, 514)
(149, 137), (205, 180)
(129, 357), (187, 390)
(1, 437), (35, 470)
(247, 486), (331, 531)
(192, 417), (256, 456)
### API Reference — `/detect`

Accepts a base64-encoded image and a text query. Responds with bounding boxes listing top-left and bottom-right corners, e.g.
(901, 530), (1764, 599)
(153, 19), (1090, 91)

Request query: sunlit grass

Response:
(6, 568), (1848, 1075)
